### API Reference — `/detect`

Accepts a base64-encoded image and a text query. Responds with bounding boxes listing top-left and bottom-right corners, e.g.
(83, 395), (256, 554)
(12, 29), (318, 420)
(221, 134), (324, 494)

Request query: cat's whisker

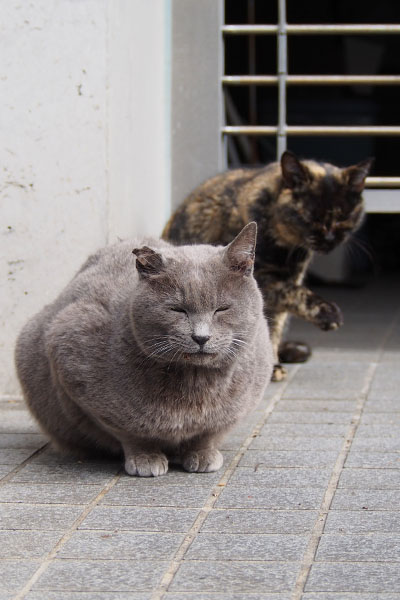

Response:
(347, 235), (376, 266)
(232, 338), (248, 346)
(167, 346), (185, 370)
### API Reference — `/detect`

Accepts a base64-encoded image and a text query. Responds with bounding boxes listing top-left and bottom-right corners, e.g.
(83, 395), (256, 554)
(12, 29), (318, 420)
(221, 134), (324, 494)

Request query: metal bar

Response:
(287, 126), (400, 135)
(222, 24), (400, 35)
(277, 0), (287, 157)
(222, 75), (400, 85)
(247, 0), (258, 162)
(222, 125), (400, 135)
(365, 177), (400, 188)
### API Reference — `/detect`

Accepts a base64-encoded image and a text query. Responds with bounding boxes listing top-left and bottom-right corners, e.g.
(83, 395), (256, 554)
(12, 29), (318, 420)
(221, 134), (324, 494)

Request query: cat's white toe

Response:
(182, 449), (223, 473)
(125, 453), (168, 477)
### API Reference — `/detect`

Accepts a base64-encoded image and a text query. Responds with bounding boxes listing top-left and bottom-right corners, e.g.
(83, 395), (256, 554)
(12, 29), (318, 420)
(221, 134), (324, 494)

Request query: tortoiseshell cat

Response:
(163, 151), (373, 381)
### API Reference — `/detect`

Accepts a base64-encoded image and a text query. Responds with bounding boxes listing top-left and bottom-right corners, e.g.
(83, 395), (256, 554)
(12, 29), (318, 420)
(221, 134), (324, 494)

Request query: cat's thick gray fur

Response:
(15, 223), (272, 476)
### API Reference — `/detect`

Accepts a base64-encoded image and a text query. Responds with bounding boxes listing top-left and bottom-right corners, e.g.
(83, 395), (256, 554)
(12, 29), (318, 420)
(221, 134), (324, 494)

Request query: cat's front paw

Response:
(182, 449), (223, 473)
(271, 363), (287, 382)
(314, 301), (343, 331)
(124, 452), (168, 477)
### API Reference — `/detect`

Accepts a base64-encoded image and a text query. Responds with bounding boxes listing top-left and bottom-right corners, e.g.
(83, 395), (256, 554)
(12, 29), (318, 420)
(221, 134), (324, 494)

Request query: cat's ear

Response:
(343, 157), (374, 193)
(223, 222), (257, 276)
(281, 151), (310, 188)
(132, 246), (164, 277)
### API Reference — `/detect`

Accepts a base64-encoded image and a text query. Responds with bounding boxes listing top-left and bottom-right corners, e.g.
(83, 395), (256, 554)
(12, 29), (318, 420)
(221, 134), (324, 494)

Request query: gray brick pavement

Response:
(1, 278), (399, 599)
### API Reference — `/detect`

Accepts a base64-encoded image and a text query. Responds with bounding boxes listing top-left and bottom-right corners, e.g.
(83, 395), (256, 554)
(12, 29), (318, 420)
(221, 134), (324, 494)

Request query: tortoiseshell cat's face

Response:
(276, 152), (373, 253)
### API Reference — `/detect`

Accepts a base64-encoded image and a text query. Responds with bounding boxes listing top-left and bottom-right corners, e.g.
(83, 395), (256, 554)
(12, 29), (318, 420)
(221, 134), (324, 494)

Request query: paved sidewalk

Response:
(1, 277), (399, 600)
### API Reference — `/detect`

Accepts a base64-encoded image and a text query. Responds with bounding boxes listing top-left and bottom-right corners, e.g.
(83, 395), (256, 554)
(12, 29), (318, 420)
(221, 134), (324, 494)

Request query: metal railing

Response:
(222, 1), (400, 191)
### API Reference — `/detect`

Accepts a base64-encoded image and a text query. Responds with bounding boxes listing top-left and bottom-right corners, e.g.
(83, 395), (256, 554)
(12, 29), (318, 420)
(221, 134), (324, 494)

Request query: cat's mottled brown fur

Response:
(163, 151), (373, 381)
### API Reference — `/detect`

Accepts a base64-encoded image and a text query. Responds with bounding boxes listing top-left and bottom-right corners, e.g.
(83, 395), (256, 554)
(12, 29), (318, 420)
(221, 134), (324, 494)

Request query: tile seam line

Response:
(0, 443), (50, 488)
(10, 468), (123, 600)
(150, 365), (301, 600)
(291, 305), (400, 600)
(290, 360), (378, 600)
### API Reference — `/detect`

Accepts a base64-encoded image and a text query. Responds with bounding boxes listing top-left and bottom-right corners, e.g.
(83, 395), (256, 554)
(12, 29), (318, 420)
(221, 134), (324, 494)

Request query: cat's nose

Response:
(192, 334), (210, 347)
(324, 231), (335, 242)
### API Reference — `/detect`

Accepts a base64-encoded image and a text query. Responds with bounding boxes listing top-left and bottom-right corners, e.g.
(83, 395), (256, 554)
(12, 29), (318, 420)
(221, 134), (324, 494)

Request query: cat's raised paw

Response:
(315, 301), (343, 331)
(271, 363), (287, 382)
(125, 452), (168, 477)
(182, 449), (223, 473)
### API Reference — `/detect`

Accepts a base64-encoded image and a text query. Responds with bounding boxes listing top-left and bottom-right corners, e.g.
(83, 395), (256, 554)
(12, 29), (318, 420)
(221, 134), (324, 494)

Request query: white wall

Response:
(1, 0), (172, 397)
(170, 0), (224, 207)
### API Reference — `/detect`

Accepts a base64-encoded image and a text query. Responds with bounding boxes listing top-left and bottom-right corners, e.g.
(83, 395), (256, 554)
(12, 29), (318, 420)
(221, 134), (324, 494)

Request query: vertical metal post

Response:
(248, 0), (259, 162)
(277, 0), (287, 158)
(219, 0), (228, 169)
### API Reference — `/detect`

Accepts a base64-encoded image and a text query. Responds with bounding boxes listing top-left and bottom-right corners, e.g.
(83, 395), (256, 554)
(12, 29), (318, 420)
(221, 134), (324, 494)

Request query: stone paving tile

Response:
(59, 530), (184, 560)
(186, 532), (308, 560)
(101, 484), (212, 508)
(316, 533), (400, 561)
(117, 468), (222, 487)
(0, 448), (36, 464)
(201, 509), (318, 533)
(325, 510), (400, 533)
(216, 485), (324, 510)
(276, 399), (357, 412)
(239, 450), (338, 468)
(29, 448), (120, 466)
(268, 411), (351, 424)
(282, 362), (370, 399)
(0, 433), (47, 449)
(11, 462), (120, 484)
(331, 489), (400, 510)
(305, 562), (400, 592)
(25, 594), (151, 600)
(364, 398), (400, 412)
(32, 559), (167, 592)
(79, 506), (198, 532)
(360, 413), (400, 424)
(351, 436), (400, 453)
(303, 594), (400, 600)
(368, 363), (400, 401)
(220, 436), (250, 450)
(0, 560), (41, 592)
(339, 468), (400, 488)
(345, 451), (400, 468)
(309, 348), (381, 362)
(0, 530), (61, 558)
(0, 483), (103, 504)
(0, 466), (14, 478)
(0, 410), (39, 433)
(257, 423), (348, 437)
(301, 591), (400, 600)
(250, 436), (343, 452)
(230, 467), (332, 488)
(356, 424), (400, 437)
(165, 594), (292, 600)
(169, 560), (299, 592)
(0, 504), (82, 530)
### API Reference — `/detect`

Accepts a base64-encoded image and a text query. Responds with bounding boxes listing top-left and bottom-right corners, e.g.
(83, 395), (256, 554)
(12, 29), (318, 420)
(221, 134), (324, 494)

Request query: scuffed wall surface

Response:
(1, 1), (108, 395)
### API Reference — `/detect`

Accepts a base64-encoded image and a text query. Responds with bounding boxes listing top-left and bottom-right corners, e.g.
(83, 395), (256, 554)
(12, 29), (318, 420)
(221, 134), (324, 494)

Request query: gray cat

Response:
(15, 223), (273, 477)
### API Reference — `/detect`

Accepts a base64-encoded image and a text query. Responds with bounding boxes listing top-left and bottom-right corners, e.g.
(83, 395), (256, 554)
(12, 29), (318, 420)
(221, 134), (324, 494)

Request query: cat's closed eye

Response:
(170, 307), (187, 314)
(215, 306), (231, 314)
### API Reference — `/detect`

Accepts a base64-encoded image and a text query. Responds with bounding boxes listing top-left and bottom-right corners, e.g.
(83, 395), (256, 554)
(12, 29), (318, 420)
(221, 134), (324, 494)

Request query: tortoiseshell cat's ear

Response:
(132, 246), (164, 277)
(280, 150), (311, 188)
(223, 222), (257, 276)
(342, 157), (374, 193)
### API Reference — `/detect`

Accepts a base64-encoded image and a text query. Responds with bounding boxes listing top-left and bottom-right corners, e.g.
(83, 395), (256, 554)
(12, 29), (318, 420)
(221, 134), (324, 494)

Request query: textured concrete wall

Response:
(1, 0), (171, 396)
(170, 0), (224, 207)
